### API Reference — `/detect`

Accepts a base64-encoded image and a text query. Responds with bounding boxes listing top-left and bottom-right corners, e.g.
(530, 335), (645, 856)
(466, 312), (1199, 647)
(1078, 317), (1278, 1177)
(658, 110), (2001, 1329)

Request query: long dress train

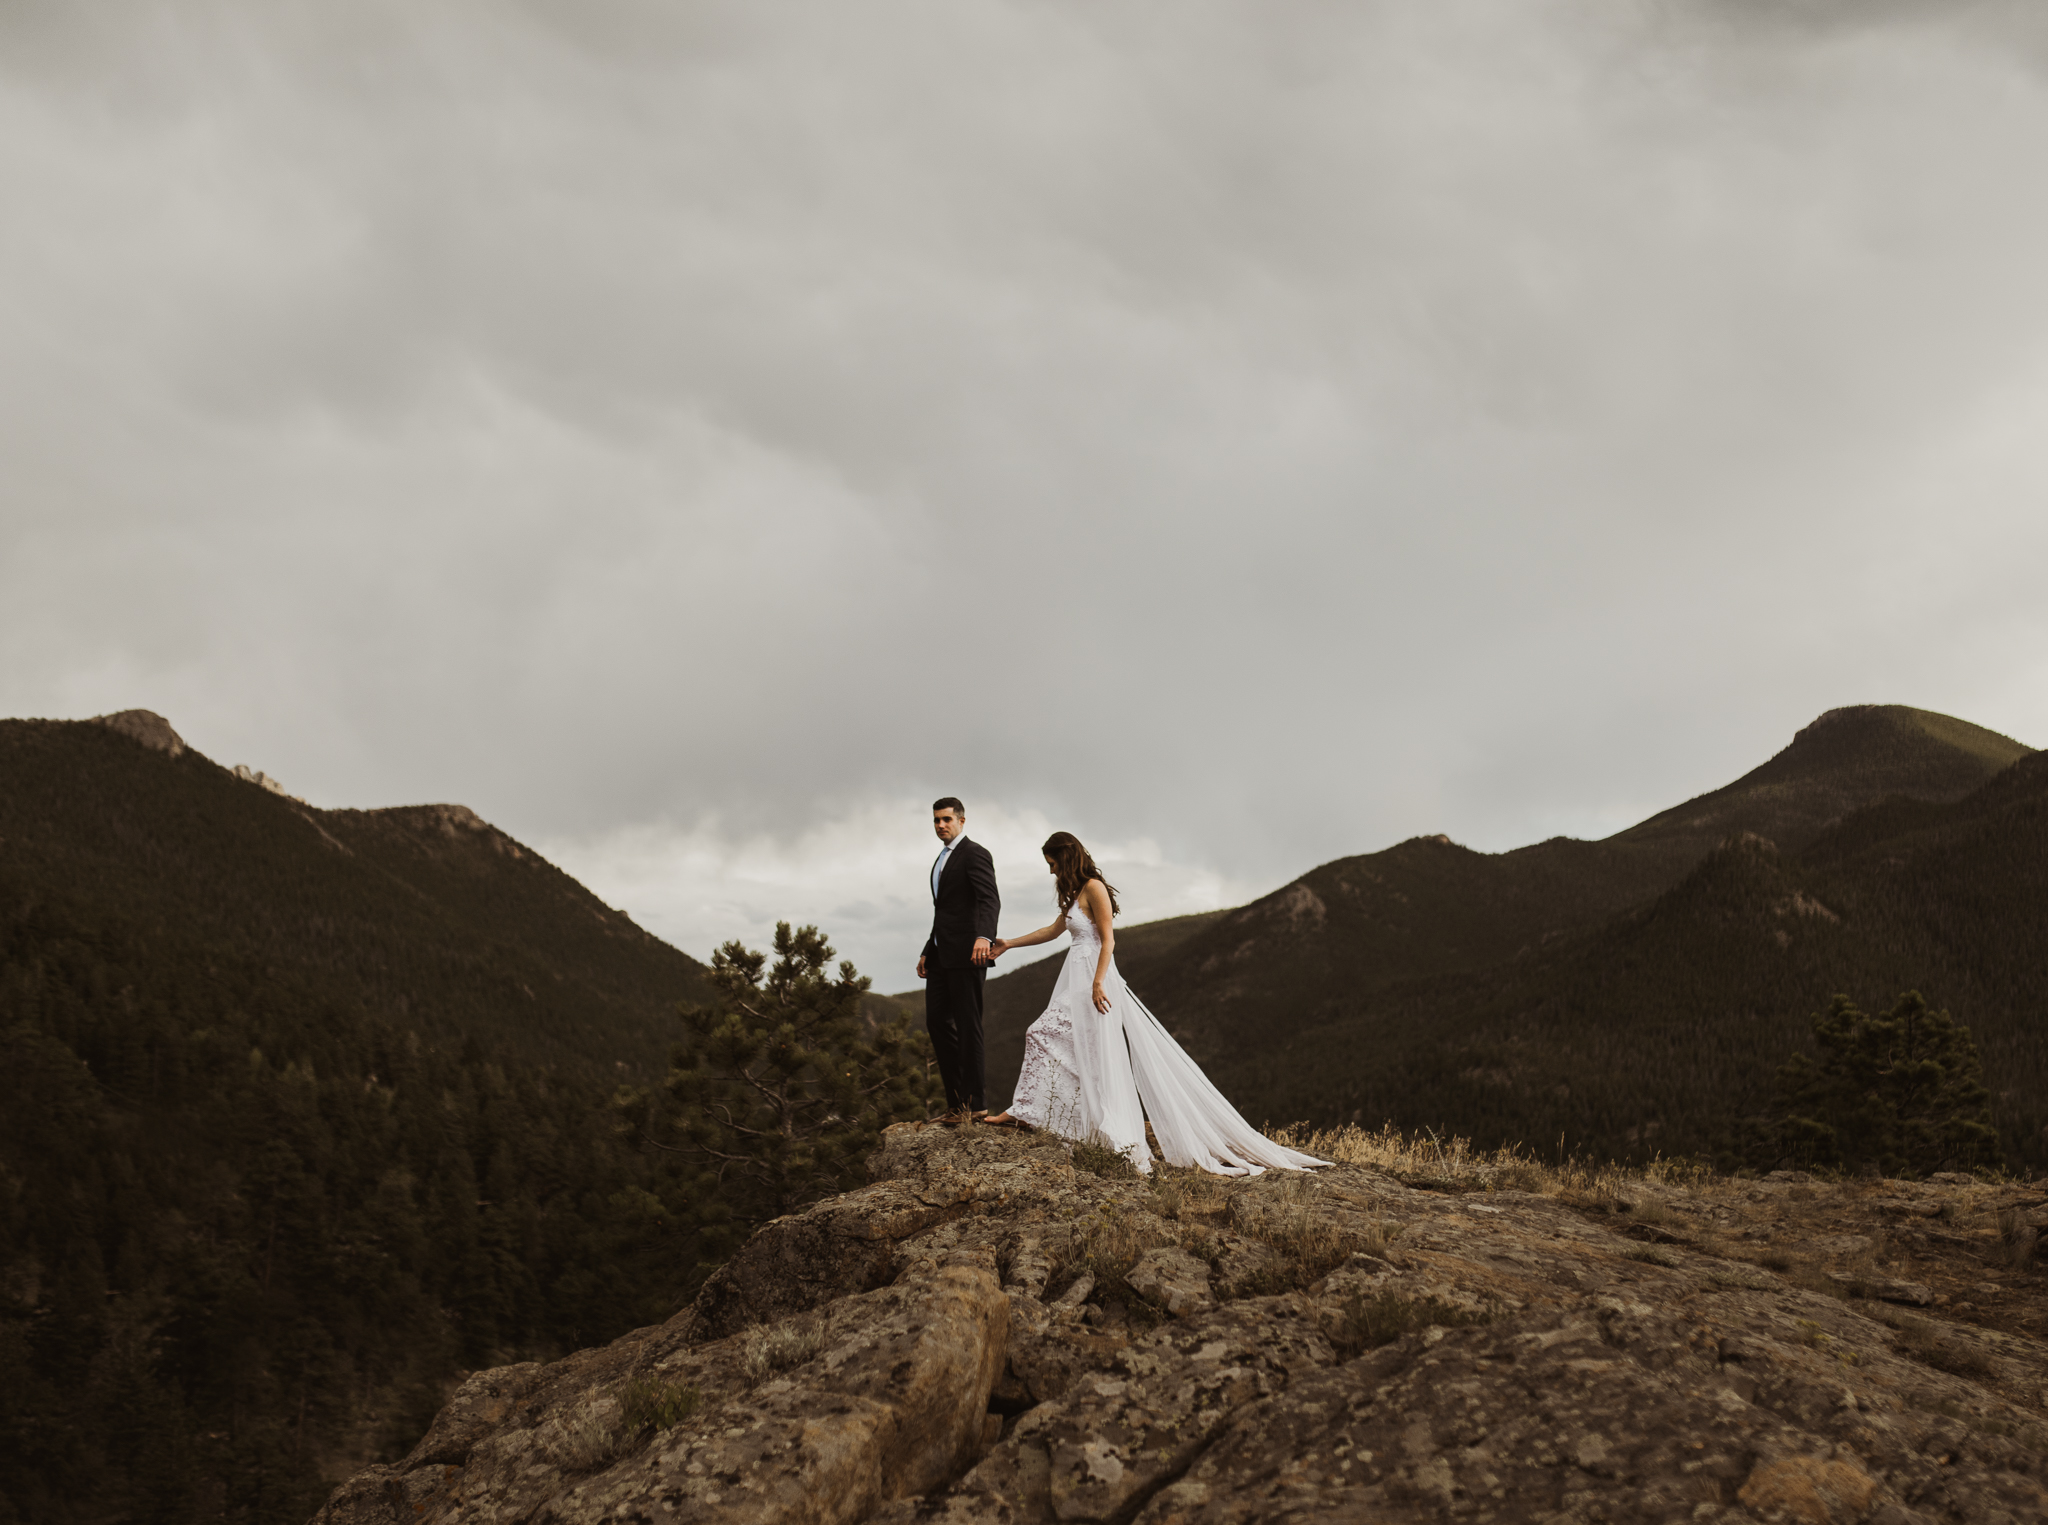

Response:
(1006, 903), (1326, 1176)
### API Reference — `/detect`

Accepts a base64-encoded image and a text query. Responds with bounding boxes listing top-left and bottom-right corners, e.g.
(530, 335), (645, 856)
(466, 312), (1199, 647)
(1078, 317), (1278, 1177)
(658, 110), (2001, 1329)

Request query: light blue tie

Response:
(932, 841), (954, 900)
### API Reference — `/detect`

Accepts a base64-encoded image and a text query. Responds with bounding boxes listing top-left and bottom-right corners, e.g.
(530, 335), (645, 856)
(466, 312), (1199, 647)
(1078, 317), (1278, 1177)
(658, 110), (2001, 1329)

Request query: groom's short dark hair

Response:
(932, 796), (965, 816)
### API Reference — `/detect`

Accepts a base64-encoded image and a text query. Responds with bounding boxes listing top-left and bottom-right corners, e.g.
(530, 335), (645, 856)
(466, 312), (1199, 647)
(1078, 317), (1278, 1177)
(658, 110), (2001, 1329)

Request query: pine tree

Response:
(641, 924), (940, 1262)
(1769, 991), (2003, 1176)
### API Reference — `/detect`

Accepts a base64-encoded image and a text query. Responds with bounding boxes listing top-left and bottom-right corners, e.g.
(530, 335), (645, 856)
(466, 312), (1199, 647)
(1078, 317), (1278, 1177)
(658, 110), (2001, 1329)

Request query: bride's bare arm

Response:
(992, 915), (1066, 957)
(1085, 881), (1116, 1011)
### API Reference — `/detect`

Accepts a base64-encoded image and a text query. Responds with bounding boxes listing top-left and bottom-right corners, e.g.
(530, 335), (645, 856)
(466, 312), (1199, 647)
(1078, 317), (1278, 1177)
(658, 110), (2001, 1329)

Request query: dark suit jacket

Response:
(922, 838), (1000, 969)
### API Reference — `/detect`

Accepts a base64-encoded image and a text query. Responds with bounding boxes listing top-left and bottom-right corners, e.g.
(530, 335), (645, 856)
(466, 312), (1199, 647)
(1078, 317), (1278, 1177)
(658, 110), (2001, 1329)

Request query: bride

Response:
(982, 832), (1326, 1176)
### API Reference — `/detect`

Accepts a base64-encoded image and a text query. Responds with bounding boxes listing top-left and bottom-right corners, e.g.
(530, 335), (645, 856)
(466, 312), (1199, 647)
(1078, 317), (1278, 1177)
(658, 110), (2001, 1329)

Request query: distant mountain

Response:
(1609, 703), (2028, 855)
(1249, 747), (2048, 1169)
(0, 712), (714, 1078)
(969, 704), (2038, 1163)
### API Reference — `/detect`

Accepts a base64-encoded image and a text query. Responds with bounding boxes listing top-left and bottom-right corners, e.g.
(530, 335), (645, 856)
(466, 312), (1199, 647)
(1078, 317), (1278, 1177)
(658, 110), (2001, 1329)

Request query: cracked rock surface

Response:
(313, 1126), (2048, 1525)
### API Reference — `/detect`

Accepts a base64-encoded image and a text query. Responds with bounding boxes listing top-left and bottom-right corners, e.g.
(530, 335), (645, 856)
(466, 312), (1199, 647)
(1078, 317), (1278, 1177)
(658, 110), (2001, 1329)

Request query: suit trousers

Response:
(925, 963), (987, 1111)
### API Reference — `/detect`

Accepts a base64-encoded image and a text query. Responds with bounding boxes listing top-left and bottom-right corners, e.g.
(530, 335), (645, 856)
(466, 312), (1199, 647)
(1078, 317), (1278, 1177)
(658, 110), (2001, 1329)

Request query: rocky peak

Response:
(313, 1127), (2048, 1524)
(367, 802), (492, 835)
(232, 763), (307, 804)
(90, 709), (185, 757)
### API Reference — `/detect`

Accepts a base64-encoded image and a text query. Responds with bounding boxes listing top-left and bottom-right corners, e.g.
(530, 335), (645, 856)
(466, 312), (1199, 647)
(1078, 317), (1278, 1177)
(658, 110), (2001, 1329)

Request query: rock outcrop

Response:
(232, 763), (308, 803)
(313, 1127), (2048, 1525)
(90, 708), (185, 757)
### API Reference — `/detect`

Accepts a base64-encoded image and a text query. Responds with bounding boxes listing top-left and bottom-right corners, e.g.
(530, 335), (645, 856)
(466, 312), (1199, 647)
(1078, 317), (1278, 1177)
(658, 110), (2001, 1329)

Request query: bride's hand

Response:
(990, 939), (1009, 958)
(1092, 981), (1111, 1014)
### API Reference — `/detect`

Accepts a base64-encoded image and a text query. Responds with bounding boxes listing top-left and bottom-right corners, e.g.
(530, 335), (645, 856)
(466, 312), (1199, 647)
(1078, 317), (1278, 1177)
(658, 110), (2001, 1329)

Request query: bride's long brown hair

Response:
(1043, 832), (1119, 917)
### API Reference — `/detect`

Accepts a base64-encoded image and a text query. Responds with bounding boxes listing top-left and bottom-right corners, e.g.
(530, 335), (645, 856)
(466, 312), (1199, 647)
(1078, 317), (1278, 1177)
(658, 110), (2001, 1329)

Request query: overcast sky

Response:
(5, 1), (2045, 982)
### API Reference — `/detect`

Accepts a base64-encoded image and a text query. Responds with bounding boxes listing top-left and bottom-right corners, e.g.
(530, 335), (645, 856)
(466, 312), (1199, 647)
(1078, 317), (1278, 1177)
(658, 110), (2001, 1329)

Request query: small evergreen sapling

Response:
(1769, 991), (2002, 1177)
(639, 923), (940, 1260)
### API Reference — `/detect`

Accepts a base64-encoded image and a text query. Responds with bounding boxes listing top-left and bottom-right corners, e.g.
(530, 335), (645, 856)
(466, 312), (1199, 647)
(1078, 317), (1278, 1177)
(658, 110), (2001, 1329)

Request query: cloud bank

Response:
(4, 1), (2045, 977)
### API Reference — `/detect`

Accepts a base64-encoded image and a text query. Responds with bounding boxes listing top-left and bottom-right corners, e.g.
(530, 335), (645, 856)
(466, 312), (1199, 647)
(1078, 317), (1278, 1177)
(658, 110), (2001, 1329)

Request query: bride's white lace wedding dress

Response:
(1005, 901), (1326, 1176)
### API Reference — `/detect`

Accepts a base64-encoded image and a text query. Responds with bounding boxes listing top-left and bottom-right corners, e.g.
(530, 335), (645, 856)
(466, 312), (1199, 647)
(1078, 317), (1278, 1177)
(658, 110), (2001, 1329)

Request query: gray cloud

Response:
(4, 0), (2046, 973)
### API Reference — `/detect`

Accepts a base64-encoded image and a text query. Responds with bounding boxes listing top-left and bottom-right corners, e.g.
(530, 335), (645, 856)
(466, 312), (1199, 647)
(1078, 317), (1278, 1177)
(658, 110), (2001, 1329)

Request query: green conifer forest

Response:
(0, 721), (929, 1522)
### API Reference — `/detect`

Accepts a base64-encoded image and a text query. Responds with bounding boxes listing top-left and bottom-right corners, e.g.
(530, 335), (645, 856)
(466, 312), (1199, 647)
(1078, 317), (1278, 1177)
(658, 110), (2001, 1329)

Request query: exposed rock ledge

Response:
(90, 708), (186, 757)
(313, 1126), (2048, 1525)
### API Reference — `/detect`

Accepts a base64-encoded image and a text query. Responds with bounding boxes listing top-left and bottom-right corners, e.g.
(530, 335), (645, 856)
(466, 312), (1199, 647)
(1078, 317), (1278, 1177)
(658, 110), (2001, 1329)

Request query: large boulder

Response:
(312, 1124), (2048, 1525)
(314, 1252), (1007, 1525)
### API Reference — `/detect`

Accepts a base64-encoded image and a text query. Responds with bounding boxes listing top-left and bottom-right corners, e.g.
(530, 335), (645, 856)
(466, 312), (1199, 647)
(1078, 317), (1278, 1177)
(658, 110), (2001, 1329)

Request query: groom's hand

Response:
(917, 954), (927, 979)
(972, 938), (992, 965)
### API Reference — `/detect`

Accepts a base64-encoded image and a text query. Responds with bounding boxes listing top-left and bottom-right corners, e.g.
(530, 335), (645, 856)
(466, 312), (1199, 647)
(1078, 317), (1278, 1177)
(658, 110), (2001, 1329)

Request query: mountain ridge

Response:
(968, 703), (2038, 1163)
(1, 713), (713, 1076)
(1191, 743), (2048, 1166)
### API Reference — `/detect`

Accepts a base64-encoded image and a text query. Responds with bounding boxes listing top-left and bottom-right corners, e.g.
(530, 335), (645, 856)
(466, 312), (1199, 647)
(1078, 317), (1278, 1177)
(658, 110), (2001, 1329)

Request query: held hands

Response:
(923, 943), (997, 973)
(1092, 980), (1111, 1014)
(990, 938), (1010, 959)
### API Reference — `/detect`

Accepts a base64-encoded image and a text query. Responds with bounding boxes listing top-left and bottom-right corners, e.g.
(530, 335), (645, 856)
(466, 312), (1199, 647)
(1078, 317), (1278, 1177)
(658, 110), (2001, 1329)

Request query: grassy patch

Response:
(1769, 1259), (1859, 1301)
(1047, 1202), (1178, 1323)
(1887, 1314), (1998, 1380)
(1068, 1137), (1143, 1180)
(546, 1390), (623, 1472)
(1330, 1290), (1496, 1358)
(1705, 1269), (1775, 1292)
(1226, 1176), (1399, 1297)
(739, 1317), (827, 1385)
(1620, 1243), (1679, 1268)
(620, 1376), (702, 1435)
(1265, 1122), (1545, 1193)
(1149, 1167), (1229, 1222)
(1260, 1123), (1723, 1207)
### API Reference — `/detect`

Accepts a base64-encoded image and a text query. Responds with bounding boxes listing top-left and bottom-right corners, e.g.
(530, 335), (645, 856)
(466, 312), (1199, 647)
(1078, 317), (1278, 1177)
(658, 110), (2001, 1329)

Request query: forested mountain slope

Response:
(973, 706), (2034, 1158)
(0, 713), (713, 1077)
(0, 714), (719, 1522)
(1238, 747), (2048, 1169)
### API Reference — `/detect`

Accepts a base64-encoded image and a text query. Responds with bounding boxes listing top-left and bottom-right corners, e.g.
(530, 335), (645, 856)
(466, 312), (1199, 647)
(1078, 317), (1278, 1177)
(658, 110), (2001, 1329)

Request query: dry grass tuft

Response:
(1886, 1313), (1998, 1380)
(544, 1388), (622, 1471)
(740, 1317), (827, 1386)
(619, 1375), (701, 1435)
(1149, 1167), (1229, 1223)
(1267, 1122), (1528, 1191)
(1620, 1243), (1680, 1268)
(1068, 1137), (1144, 1180)
(1046, 1201), (1180, 1321)
(1261, 1122), (1716, 1203)
(1328, 1290), (1497, 1358)
(1226, 1175), (1402, 1296)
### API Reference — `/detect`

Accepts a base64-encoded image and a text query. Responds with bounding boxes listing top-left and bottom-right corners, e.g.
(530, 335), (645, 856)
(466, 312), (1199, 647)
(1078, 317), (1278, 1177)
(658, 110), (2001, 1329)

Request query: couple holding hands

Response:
(917, 797), (1322, 1177)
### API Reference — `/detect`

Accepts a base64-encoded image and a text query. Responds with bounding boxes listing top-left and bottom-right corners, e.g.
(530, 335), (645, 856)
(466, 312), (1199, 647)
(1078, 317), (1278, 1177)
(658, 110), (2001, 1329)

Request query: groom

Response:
(917, 797), (1000, 1125)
